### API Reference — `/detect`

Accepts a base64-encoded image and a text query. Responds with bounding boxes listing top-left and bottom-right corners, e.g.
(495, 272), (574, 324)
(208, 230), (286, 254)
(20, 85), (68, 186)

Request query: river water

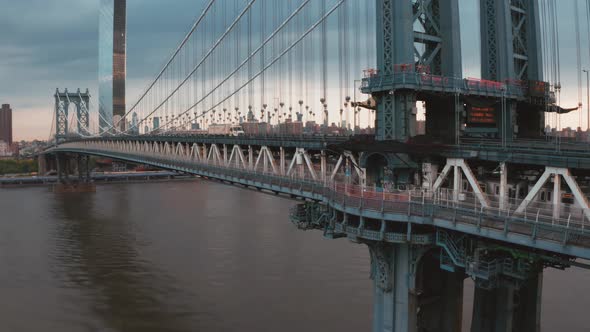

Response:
(0, 180), (588, 331)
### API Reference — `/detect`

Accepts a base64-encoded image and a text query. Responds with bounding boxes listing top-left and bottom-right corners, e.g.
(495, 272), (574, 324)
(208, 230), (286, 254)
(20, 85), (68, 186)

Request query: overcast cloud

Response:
(0, 0), (585, 140)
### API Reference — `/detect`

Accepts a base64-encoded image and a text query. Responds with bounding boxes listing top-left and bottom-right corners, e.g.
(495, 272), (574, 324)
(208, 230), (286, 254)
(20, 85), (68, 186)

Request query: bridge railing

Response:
(327, 183), (590, 247)
(459, 137), (590, 154)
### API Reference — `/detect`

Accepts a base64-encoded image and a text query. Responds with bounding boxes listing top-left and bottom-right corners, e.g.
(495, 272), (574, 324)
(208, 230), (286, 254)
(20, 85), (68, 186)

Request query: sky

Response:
(0, 0), (587, 141)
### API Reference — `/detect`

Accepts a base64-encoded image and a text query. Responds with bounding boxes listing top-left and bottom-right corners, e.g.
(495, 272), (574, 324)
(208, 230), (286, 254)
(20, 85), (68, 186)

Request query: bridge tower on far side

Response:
(54, 88), (91, 142)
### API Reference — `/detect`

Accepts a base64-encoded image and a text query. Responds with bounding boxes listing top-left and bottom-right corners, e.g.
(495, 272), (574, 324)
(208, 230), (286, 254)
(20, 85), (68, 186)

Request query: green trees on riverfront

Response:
(0, 159), (38, 175)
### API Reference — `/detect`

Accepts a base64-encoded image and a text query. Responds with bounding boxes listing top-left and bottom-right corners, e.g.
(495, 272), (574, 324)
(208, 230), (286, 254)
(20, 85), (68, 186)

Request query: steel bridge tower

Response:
(367, 1), (547, 331)
(54, 89), (91, 141)
(374, 0), (462, 142)
(480, 0), (544, 139)
(373, 0), (546, 143)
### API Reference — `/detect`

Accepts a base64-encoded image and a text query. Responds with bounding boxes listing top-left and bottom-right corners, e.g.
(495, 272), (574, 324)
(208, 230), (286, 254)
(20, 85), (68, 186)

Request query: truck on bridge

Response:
(207, 124), (245, 137)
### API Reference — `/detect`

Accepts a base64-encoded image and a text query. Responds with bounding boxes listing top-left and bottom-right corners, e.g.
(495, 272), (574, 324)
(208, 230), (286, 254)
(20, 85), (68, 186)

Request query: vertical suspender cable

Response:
(353, 0), (360, 131)
(338, 2), (344, 128)
(234, 0), (240, 124)
(343, 0), (350, 131)
(586, 0), (590, 130)
(321, 0), (328, 127)
(261, 0), (266, 122)
(575, 0), (583, 129)
(295, 0), (308, 120)
(248, 1), (253, 119)
(288, 0), (294, 120)
(272, 1), (281, 123)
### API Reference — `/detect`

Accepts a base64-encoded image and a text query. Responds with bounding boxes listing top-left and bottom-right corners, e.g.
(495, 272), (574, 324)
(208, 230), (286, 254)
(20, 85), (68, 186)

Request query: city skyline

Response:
(0, 0), (588, 140)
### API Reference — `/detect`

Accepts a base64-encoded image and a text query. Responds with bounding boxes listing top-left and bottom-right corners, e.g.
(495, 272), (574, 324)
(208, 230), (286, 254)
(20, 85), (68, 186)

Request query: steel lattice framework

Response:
(374, 0), (461, 141)
(481, 0), (542, 81)
(413, 0), (442, 75)
(54, 89), (91, 141)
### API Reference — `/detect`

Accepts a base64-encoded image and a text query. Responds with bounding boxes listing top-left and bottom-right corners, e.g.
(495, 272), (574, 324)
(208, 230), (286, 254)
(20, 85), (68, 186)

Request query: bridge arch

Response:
(362, 152), (390, 189)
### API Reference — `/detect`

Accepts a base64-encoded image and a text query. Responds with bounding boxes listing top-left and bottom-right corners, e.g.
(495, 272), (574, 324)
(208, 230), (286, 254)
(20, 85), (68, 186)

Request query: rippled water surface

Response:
(0, 180), (588, 331)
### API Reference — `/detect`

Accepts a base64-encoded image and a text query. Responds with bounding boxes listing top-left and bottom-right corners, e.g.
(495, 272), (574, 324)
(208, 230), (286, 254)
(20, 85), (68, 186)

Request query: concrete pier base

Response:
(53, 153), (95, 193)
(471, 273), (543, 332)
(416, 253), (464, 332)
(368, 244), (464, 332)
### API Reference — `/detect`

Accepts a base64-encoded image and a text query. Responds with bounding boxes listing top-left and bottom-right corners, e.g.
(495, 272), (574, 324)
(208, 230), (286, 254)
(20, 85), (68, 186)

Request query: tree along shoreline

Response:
(0, 159), (38, 175)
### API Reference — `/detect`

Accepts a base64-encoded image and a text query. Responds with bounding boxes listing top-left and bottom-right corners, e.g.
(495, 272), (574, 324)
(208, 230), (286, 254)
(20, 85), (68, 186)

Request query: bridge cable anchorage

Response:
(133, 0), (258, 133)
(151, 0), (341, 133)
(109, 0), (217, 133)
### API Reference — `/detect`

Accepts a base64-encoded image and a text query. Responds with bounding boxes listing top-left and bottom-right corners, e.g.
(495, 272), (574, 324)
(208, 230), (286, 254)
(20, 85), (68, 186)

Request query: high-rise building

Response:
(0, 104), (12, 145)
(99, 0), (126, 133)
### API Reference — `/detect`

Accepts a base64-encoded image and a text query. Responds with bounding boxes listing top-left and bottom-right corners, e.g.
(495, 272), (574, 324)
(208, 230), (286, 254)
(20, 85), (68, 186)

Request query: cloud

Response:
(0, 0), (586, 140)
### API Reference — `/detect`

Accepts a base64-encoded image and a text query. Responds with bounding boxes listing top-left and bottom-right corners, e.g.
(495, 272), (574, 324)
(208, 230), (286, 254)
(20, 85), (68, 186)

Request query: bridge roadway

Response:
(47, 137), (590, 261)
(68, 134), (590, 169)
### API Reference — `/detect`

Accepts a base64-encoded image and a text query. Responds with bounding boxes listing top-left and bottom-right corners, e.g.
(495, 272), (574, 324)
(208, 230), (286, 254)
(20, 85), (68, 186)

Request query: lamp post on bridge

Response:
(353, 79), (361, 134)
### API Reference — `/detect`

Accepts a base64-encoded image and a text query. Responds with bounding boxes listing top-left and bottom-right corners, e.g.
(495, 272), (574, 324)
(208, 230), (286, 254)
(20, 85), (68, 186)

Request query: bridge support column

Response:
(56, 153), (69, 184)
(516, 167), (590, 221)
(38, 155), (48, 176)
(280, 147), (285, 175)
(471, 273), (542, 332)
(369, 243), (416, 332)
(76, 155), (91, 183)
(53, 153), (95, 193)
(368, 244), (463, 332)
(321, 150), (326, 182)
(223, 144), (228, 165)
(433, 159), (490, 208)
(552, 173), (561, 220)
(499, 162), (507, 211)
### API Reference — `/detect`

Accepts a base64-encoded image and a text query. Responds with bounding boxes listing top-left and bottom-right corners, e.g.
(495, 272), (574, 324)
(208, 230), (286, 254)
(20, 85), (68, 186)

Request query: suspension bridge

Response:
(40, 0), (590, 331)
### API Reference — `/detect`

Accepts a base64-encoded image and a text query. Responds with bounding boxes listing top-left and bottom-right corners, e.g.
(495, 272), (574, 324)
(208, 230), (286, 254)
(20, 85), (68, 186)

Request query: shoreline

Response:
(0, 171), (197, 188)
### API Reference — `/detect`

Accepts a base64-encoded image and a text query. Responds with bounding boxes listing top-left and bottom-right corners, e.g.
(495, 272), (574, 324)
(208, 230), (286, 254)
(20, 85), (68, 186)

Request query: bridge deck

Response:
(48, 144), (590, 260)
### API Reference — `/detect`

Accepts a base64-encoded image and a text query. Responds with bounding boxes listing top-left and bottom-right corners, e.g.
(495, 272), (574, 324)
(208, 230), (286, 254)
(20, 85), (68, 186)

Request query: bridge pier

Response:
(471, 273), (542, 332)
(53, 153), (95, 193)
(37, 154), (57, 176)
(368, 243), (464, 332)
